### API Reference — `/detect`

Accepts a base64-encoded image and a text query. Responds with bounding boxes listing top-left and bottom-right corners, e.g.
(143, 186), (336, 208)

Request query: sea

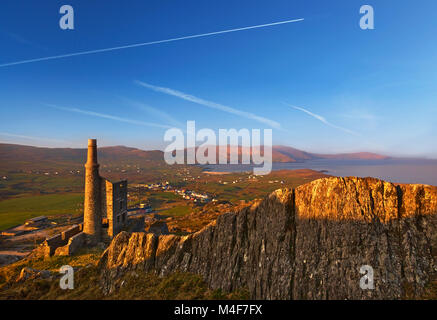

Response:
(201, 158), (437, 186)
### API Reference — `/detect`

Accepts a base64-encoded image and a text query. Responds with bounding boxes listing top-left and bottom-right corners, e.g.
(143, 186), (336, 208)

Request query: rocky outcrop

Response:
(0, 254), (25, 267)
(292, 177), (437, 299)
(16, 267), (53, 282)
(144, 215), (169, 236)
(98, 177), (437, 299)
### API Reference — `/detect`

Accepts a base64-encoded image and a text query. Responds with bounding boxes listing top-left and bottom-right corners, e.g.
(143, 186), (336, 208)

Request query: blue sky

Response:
(0, 0), (436, 157)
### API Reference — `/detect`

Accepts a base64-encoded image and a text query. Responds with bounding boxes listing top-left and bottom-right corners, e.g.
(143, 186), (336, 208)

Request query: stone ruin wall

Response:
(40, 224), (84, 258)
(36, 140), (129, 259)
(112, 180), (128, 235)
(101, 179), (128, 239)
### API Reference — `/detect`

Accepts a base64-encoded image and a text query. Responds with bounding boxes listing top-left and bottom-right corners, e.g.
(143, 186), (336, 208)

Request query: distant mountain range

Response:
(0, 144), (162, 164)
(182, 145), (388, 163)
(0, 143), (389, 168)
(269, 145), (389, 162)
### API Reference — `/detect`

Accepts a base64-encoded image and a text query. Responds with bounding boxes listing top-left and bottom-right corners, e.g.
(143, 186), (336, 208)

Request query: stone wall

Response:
(54, 232), (86, 256)
(111, 180), (128, 236)
(43, 234), (66, 257)
(40, 224), (83, 258)
(61, 224), (83, 241)
(102, 179), (127, 238)
(99, 177), (437, 300)
(101, 179), (112, 237)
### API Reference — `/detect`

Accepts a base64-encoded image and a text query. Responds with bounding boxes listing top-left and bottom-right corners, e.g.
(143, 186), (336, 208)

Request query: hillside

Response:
(184, 145), (389, 163)
(0, 144), (164, 169)
(0, 143), (389, 170)
(273, 145), (389, 161)
(1, 176), (436, 300)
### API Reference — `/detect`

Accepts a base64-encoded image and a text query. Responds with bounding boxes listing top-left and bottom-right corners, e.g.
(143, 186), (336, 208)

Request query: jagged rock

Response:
(98, 177), (437, 299)
(0, 254), (23, 267)
(145, 221), (169, 236)
(293, 177), (437, 299)
(17, 267), (53, 282)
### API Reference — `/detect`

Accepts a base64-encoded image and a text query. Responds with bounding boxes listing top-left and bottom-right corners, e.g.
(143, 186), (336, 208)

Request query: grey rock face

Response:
(16, 267), (53, 282)
(99, 177), (437, 299)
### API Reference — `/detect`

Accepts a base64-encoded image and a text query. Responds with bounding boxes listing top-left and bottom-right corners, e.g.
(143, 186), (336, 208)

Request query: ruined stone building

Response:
(83, 139), (128, 244)
(40, 139), (128, 257)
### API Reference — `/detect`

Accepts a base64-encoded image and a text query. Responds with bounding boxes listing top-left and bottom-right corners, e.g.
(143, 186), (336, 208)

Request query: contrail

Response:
(0, 132), (68, 144)
(45, 103), (172, 129)
(284, 103), (361, 136)
(136, 81), (281, 129)
(119, 97), (185, 128)
(0, 18), (304, 68)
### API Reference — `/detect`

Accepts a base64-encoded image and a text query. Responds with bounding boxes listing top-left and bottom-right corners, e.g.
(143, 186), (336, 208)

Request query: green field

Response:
(0, 193), (84, 231)
(0, 173), (83, 200)
(159, 205), (191, 217)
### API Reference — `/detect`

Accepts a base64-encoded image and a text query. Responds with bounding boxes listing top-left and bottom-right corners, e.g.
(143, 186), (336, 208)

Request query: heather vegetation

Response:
(0, 247), (249, 300)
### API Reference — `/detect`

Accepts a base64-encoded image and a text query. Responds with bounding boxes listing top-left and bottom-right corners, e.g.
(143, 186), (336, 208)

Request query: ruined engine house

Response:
(83, 139), (128, 244)
(41, 139), (128, 257)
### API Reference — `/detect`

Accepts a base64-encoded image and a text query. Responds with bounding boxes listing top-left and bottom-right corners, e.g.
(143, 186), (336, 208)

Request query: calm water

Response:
(201, 159), (437, 186)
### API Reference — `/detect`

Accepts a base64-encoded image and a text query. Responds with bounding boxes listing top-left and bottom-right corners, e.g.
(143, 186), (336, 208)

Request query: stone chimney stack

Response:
(83, 139), (101, 244)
